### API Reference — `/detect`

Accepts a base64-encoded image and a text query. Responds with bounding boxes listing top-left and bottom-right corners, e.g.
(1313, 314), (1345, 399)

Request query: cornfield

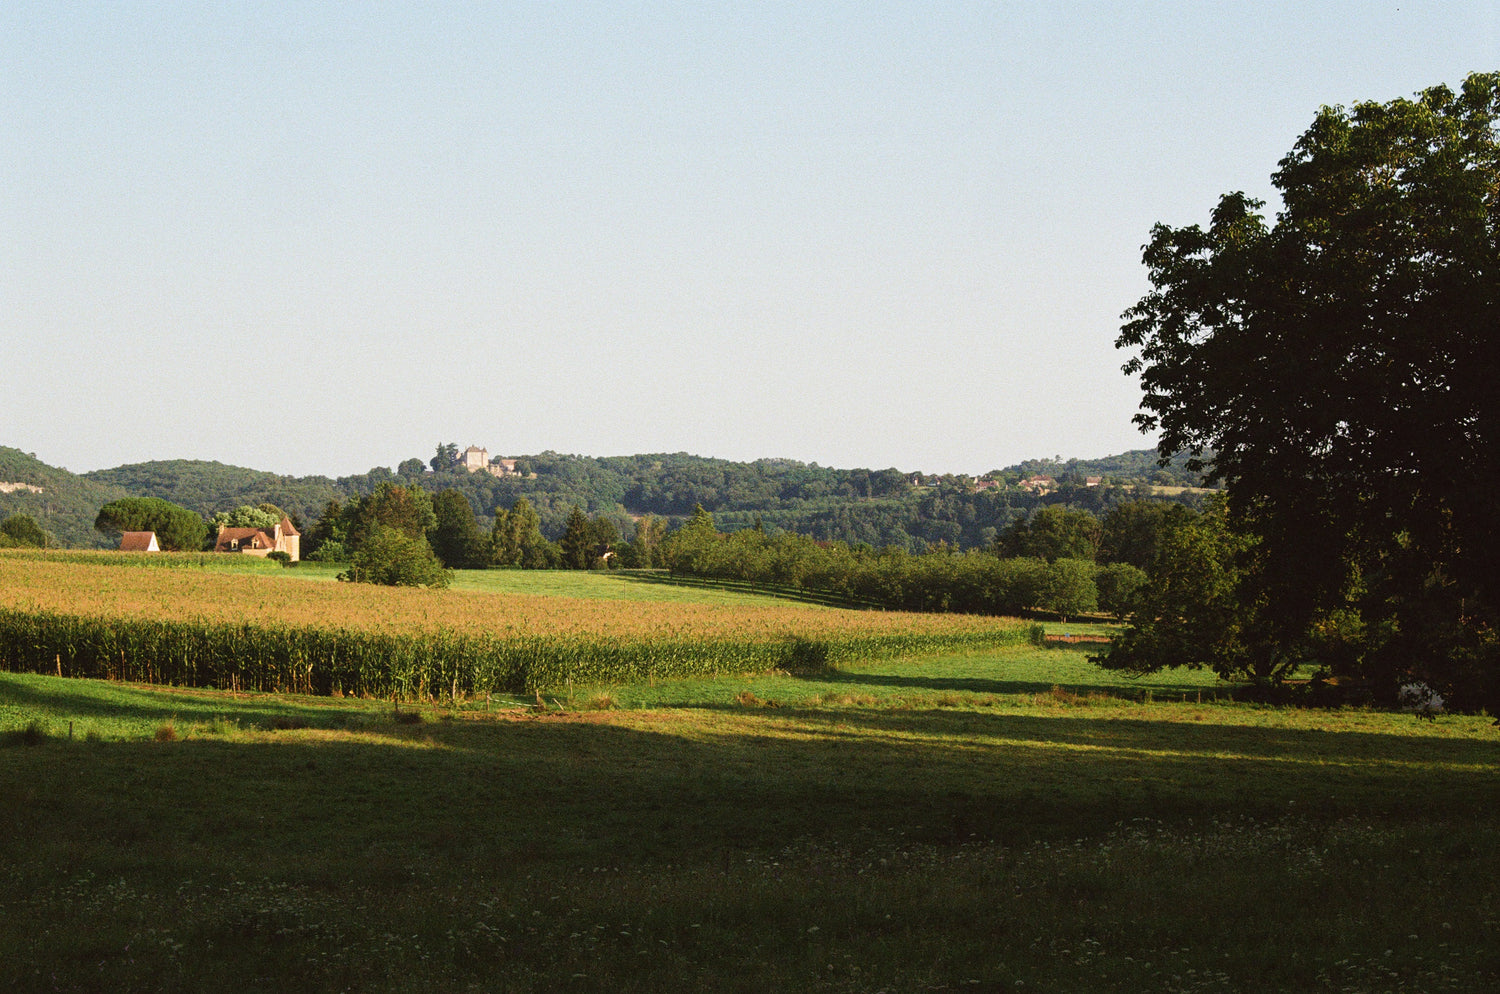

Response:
(0, 552), (1039, 698)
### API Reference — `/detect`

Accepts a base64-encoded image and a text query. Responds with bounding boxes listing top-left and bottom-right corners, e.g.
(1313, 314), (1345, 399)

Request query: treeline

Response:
(303, 484), (674, 581)
(659, 503), (1196, 620)
(81, 447), (1215, 554)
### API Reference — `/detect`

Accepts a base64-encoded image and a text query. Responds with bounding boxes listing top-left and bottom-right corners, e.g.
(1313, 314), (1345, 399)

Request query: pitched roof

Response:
(215, 527), (274, 552)
(277, 516), (299, 536)
(119, 531), (159, 552)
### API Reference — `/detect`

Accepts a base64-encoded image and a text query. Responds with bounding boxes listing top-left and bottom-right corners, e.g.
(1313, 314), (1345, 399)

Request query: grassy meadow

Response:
(1, 551), (1498, 991)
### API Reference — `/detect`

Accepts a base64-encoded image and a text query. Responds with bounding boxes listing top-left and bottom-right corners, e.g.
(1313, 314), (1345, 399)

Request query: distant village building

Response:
(974, 479), (1001, 492)
(458, 445), (520, 477)
(119, 531), (160, 553)
(1085, 476), (1104, 487)
(1017, 475), (1056, 494)
(214, 517), (300, 562)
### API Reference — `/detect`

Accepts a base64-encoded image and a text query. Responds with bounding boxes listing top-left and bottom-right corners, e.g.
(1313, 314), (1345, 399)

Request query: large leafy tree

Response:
(491, 497), (555, 568)
(1099, 497), (1263, 680)
(995, 505), (1101, 562)
(210, 503), (286, 532)
(558, 506), (594, 570)
(345, 483), (437, 547)
(1099, 500), (1193, 570)
(428, 489), (490, 569)
(94, 497), (208, 552)
(338, 526), (450, 588)
(1116, 73), (1500, 702)
(1, 513), (51, 548)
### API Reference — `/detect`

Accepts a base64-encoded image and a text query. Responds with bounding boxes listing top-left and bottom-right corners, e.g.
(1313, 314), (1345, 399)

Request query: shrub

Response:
(338, 527), (450, 588)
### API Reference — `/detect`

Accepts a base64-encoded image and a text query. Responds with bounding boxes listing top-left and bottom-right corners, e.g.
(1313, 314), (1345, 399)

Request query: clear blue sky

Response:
(4, 2), (1495, 478)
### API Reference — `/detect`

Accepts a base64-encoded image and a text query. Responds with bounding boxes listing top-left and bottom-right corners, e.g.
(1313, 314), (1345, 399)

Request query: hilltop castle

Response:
(459, 445), (520, 478)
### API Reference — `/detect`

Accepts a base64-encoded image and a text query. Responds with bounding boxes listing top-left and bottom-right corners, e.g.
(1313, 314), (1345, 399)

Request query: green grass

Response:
(448, 567), (846, 608)
(3, 652), (1498, 993)
(285, 563), (862, 609)
(562, 641), (1227, 710)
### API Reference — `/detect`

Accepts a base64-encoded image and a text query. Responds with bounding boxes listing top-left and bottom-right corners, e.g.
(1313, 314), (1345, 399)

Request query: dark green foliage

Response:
(587, 516), (620, 566)
(490, 497), (557, 568)
(338, 526), (450, 588)
(1098, 497), (1265, 680)
(0, 514), (50, 549)
(1117, 73), (1500, 704)
(430, 442), (460, 474)
(1099, 500), (1194, 569)
(1039, 558), (1098, 621)
(60, 446), (1209, 554)
(618, 513), (668, 568)
(558, 506), (594, 569)
(427, 489), (491, 569)
(308, 483), (438, 562)
(662, 517), (1100, 618)
(94, 497), (207, 552)
(997, 506), (1102, 562)
(1095, 562), (1148, 619)
(81, 459), (340, 525)
(0, 447), (131, 549)
(354, 483), (436, 543)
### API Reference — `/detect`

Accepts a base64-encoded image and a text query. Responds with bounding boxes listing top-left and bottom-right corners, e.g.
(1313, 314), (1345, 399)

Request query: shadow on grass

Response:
(719, 702), (1500, 768)
(5, 684), (1496, 866)
(0, 672), (361, 728)
(4, 690), (1498, 994)
(797, 665), (1222, 698)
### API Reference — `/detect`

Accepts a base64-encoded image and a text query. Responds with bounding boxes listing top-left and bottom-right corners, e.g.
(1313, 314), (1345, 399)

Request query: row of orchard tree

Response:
(659, 503), (1196, 622)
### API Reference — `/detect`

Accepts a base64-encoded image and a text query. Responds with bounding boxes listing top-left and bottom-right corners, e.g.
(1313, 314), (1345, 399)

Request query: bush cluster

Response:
(663, 525), (1146, 620)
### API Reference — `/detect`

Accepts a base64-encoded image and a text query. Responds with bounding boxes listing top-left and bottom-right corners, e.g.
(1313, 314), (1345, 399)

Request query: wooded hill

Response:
(0, 448), (131, 548)
(70, 447), (1212, 552)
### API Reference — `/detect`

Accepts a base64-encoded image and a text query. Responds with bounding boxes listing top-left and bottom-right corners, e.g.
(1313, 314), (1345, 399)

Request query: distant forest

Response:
(1, 445), (1212, 551)
(60, 446), (1214, 553)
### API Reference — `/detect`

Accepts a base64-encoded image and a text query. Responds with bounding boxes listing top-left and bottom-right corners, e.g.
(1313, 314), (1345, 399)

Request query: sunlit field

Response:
(0, 552), (1036, 697)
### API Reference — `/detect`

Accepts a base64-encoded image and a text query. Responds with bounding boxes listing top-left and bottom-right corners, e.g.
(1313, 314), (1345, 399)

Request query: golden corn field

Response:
(0, 552), (1039, 698)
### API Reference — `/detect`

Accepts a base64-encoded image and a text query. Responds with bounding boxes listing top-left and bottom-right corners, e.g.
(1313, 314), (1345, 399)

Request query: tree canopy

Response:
(0, 513), (51, 548)
(94, 497), (208, 552)
(1115, 73), (1500, 703)
(338, 526), (450, 588)
(210, 504), (286, 532)
(428, 489), (490, 569)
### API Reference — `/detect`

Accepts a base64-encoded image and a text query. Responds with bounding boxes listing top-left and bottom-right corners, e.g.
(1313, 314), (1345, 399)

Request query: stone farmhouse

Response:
(214, 517), (301, 562)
